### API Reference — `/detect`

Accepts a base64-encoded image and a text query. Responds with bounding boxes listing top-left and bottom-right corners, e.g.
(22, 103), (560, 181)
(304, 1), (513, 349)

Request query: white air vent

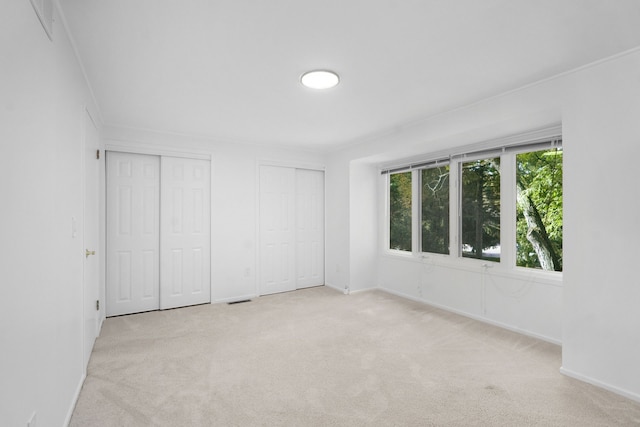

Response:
(30, 0), (54, 41)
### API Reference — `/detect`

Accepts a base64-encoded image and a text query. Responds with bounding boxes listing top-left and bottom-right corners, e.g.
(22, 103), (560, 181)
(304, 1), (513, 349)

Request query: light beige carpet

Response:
(70, 286), (640, 426)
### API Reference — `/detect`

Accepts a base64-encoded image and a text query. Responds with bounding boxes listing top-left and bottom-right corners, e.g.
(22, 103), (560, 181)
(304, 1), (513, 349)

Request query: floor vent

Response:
(228, 299), (251, 305)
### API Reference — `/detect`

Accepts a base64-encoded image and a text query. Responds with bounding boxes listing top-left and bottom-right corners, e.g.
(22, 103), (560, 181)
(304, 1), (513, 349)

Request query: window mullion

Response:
(384, 172), (390, 252)
(500, 153), (516, 269)
(452, 159), (461, 258)
(412, 169), (421, 255)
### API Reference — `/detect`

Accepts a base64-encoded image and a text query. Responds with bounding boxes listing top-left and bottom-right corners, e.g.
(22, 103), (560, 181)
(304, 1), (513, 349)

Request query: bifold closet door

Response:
(259, 166), (324, 296)
(106, 152), (160, 317)
(160, 156), (211, 309)
(259, 165), (296, 295)
(107, 153), (211, 316)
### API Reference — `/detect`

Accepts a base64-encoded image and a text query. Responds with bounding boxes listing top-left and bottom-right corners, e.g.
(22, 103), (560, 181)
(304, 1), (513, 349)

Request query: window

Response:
(516, 148), (563, 271)
(460, 158), (500, 261)
(389, 171), (412, 251)
(421, 166), (449, 254)
(383, 132), (562, 273)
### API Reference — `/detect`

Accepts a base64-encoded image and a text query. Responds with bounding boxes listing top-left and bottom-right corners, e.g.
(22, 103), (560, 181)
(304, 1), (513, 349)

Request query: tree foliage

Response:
(389, 172), (412, 251)
(421, 166), (449, 254)
(516, 148), (563, 271)
(461, 158), (501, 261)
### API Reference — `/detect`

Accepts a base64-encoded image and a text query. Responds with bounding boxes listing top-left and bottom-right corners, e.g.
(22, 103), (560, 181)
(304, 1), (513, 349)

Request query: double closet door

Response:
(106, 152), (211, 316)
(259, 166), (324, 295)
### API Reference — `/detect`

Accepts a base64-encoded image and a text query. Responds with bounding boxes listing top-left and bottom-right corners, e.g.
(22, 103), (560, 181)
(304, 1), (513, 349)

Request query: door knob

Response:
(85, 249), (96, 258)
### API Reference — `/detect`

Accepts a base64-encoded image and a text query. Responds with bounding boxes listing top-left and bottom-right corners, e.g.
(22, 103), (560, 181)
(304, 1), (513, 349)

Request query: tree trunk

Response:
(516, 182), (561, 271)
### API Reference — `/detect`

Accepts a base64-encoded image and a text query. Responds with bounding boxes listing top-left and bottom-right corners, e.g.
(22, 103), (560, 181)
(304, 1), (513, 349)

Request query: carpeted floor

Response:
(70, 286), (640, 426)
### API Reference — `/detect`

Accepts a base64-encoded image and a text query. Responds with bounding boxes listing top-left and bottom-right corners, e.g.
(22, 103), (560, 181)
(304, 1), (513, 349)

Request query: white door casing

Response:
(295, 169), (325, 289)
(82, 110), (100, 370)
(160, 156), (211, 309)
(106, 152), (160, 316)
(259, 165), (296, 295)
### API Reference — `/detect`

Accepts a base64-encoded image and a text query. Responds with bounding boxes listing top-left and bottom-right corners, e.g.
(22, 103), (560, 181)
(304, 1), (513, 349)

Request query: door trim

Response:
(81, 107), (101, 373)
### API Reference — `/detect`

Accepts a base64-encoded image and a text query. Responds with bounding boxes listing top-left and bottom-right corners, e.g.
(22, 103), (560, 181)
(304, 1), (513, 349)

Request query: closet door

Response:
(259, 166), (325, 296)
(160, 157), (211, 309)
(295, 169), (325, 288)
(259, 165), (296, 295)
(106, 152), (160, 316)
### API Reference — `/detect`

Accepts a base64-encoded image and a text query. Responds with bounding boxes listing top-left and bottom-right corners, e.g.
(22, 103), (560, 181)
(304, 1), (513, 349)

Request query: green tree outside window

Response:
(421, 166), (449, 254)
(390, 172), (412, 251)
(461, 158), (501, 261)
(516, 148), (563, 271)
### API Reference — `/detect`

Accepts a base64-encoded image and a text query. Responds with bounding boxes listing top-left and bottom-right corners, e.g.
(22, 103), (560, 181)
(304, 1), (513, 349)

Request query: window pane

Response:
(421, 166), (449, 254)
(461, 158), (500, 261)
(516, 148), (563, 271)
(389, 172), (412, 251)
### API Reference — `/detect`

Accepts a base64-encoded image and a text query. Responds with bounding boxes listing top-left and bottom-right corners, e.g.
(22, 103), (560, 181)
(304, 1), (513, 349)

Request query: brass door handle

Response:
(85, 249), (96, 258)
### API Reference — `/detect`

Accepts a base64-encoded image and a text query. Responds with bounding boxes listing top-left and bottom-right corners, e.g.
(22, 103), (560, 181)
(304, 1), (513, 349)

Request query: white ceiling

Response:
(59, 0), (640, 150)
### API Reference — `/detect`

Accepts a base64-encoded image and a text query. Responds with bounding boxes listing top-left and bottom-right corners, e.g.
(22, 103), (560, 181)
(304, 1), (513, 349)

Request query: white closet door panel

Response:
(259, 165), (296, 295)
(106, 152), (160, 316)
(295, 169), (325, 289)
(160, 157), (211, 309)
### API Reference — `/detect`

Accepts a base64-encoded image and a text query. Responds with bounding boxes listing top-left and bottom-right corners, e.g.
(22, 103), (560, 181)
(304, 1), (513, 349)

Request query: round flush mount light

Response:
(300, 70), (340, 89)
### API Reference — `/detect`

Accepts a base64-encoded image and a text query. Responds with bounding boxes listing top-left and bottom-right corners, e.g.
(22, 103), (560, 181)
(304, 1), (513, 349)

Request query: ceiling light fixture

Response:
(300, 70), (340, 90)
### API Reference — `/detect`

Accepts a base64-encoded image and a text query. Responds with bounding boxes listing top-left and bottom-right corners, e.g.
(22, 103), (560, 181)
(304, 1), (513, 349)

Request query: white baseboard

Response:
(324, 282), (378, 295)
(346, 287), (376, 294)
(559, 367), (640, 403)
(324, 282), (347, 293)
(378, 286), (561, 346)
(64, 372), (86, 426)
(213, 294), (258, 304)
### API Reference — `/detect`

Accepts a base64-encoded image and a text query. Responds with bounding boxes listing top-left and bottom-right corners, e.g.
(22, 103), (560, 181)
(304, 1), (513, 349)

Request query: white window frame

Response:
(381, 126), (563, 279)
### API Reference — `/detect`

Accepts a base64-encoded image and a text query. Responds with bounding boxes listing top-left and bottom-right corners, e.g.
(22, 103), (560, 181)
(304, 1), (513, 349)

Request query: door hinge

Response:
(96, 300), (99, 311)
(96, 149), (100, 160)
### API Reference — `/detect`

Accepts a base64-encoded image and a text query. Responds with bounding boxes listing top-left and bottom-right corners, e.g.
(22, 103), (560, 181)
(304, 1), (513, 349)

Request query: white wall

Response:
(210, 149), (259, 301)
(0, 2), (102, 426)
(561, 51), (640, 400)
(102, 127), (327, 303)
(377, 255), (563, 342)
(325, 47), (640, 399)
(324, 156), (351, 291)
(348, 161), (378, 292)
